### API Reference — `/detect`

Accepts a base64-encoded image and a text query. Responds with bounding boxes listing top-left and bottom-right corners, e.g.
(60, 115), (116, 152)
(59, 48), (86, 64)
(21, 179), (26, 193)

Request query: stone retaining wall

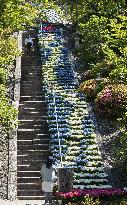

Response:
(8, 31), (22, 200)
(0, 31), (22, 200)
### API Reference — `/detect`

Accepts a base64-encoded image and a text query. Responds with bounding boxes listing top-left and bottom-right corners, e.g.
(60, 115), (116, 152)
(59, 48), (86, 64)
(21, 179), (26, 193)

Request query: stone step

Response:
(17, 144), (49, 150)
(17, 160), (47, 166)
(21, 76), (42, 81)
(18, 127), (48, 132)
(17, 30), (51, 199)
(17, 139), (50, 145)
(20, 80), (44, 85)
(20, 96), (44, 101)
(20, 91), (44, 95)
(21, 72), (42, 77)
(18, 119), (48, 124)
(18, 110), (47, 115)
(22, 59), (42, 62)
(0, 199), (46, 205)
(22, 56), (41, 60)
(17, 171), (42, 178)
(18, 123), (48, 129)
(22, 65), (42, 69)
(17, 150), (50, 156)
(22, 68), (42, 72)
(18, 115), (48, 120)
(17, 189), (43, 196)
(18, 124), (48, 132)
(18, 108), (47, 113)
(17, 132), (49, 139)
(17, 164), (45, 172)
(20, 88), (44, 93)
(19, 100), (46, 103)
(19, 99), (47, 108)
(21, 77), (42, 81)
(22, 63), (42, 67)
(17, 155), (49, 162)
(17, 177), (42, 184)
(17, 196), (44, 200)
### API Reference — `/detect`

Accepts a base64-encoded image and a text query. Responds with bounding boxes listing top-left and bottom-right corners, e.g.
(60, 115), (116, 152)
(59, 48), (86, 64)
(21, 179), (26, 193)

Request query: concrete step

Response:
(17, 138), (50, 145)
(0, 199), (46, 205)
(17, 161), (47, 167)
(18, 123), (48, 130)
(17, 171), (42, 178)
(20, 91), (44, 95)
(21, 76), (42, 81)
(17, 177), (42, 184)
(18, 110), (47, 116)
(18, 119), (48, 124)
(17, 164), (46, 172)
(17, 140), (42, 146)
(17, 196), (45, 200)
(22, 65), (42, 68)
(18, 115), (48, 120)
(17, 188), (43, 196)
(22, 63), (42, 67)
(20, 88), (45, 93)
(17, 150), (50, 156)
(17, 144), (49, 150)
(20, 80), (43, 85)
(17, 30), (50, 199)
(20, 96), (44, 101)
(17, 131), (49, 139)
(17, 155), (49, 162)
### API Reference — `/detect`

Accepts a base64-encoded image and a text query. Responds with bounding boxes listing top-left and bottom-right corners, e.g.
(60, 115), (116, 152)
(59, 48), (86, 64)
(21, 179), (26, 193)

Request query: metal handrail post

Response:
(51, 84), (63, 168)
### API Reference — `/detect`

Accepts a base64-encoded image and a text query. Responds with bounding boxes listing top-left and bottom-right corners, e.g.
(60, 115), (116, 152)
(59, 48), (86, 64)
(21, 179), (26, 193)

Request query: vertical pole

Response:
(51, 84), (63, 168)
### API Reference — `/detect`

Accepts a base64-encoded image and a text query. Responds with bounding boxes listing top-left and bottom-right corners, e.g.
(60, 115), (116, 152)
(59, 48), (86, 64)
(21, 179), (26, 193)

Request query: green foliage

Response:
(67, 196), (100, 205)
(0, 67), (6, 84)
(0, 34), (20, 68)
(120, 200), (127, 205)
(0, 97), (18, 131)
(79, 79), (97, 100)
(82, 196), (100, 205)
(0, 0), (40, 32)
(0, 0), (51, 132)
(114, 131), (127, 167)
(109, 67), (127, 84)
(0, 84), (18, 131)
(79, 15), (108, 64)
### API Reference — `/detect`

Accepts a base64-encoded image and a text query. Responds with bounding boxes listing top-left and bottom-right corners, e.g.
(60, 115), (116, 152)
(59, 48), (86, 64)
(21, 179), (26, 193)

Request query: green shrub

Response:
(0, 68), (7, 85)
(67, 196), (100, 205)
(120, 200), (127, 205)
(79, 78), (110, 101)
(79, 79), (97, 100)
(81, 70), (97, 80)
(109, 67), (127, 84)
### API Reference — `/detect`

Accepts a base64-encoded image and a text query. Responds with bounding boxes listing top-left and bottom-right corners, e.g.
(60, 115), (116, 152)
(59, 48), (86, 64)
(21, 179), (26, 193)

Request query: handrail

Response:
(51, 83), (63, 168)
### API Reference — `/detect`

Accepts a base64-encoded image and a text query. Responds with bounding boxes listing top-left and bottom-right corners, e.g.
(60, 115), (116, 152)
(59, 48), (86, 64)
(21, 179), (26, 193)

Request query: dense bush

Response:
(79, 78), (110, 101)
(79, 79), (97, 100)
(67, 196), (100, 205)
(95, 84), (127, 117)
(0, 0), (50, 132)
(109, 67), (127, 84)
(81, 70), (96, 81)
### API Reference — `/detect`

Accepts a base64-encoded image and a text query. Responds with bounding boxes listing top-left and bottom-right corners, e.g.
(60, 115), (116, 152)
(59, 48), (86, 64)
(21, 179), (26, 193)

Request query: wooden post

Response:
(58, 168), (73, 192)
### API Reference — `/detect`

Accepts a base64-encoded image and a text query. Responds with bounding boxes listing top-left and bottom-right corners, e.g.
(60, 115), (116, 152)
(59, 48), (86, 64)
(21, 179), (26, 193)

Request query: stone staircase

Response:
(17, 30), (50, 200)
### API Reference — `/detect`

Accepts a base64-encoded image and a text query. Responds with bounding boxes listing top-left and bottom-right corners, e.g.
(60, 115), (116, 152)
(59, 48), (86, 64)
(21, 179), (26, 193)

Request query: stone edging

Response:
(8, 31), (22, 200)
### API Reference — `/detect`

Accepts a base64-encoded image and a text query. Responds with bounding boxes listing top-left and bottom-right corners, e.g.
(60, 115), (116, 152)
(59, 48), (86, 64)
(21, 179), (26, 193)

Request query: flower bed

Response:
(54, 188), (127, 203)
(38, 24), (112, 189)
